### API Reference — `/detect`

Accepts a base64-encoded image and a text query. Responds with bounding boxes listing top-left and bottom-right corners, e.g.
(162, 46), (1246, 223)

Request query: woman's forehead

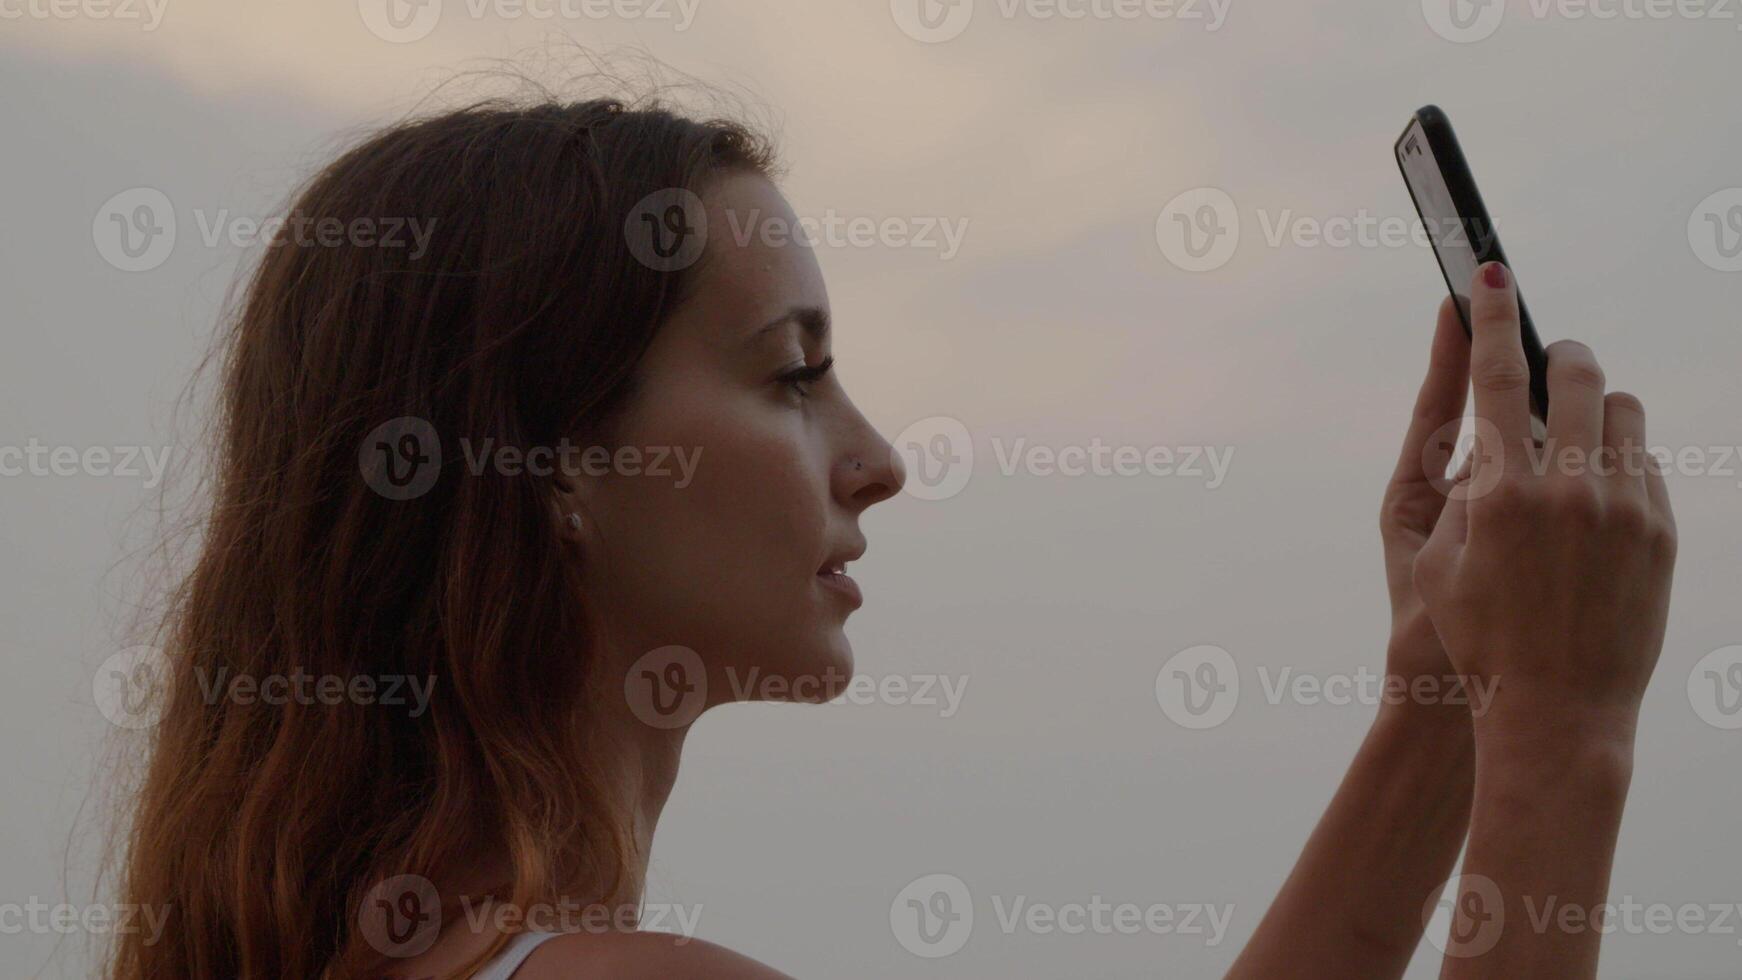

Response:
(681, 174), (830, 343)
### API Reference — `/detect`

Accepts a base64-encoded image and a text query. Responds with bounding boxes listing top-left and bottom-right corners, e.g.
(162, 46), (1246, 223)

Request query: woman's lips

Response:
(816, 567), (863, 608)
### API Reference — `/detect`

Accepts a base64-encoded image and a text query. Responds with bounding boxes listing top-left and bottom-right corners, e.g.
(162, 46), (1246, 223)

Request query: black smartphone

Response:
(1395, 105), (1551, 420)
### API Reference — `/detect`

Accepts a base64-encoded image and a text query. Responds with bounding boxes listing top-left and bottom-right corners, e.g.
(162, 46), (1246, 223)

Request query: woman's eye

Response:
(778, 356), (834, 399)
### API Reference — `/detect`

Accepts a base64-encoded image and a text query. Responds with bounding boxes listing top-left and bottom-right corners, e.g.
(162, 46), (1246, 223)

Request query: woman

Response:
(111, 97), (1676, 979)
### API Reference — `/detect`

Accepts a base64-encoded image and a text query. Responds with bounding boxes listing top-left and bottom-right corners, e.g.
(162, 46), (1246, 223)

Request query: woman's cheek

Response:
(732, 428), (829, 549)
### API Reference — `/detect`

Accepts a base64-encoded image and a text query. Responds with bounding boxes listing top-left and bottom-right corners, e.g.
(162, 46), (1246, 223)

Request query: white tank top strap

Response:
(473, 930), (562, 980)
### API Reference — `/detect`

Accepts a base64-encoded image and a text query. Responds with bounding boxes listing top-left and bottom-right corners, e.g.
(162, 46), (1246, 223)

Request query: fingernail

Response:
(1482, 262), (1508, 289)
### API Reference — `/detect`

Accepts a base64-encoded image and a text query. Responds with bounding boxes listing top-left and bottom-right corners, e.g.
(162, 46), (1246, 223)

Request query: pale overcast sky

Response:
(3, 2), (1740, 976)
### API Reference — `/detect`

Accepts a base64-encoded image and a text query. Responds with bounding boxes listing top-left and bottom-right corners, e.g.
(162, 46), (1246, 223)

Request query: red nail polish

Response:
(1482, 263), (1508, 289)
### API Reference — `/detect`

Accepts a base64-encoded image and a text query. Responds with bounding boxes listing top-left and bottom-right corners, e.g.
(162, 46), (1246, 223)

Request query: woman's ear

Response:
(551, 469), (591, 546)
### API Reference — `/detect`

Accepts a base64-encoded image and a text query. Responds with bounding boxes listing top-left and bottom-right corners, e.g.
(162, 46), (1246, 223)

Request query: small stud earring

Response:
(853, 459), (864, 471)
(566, 512), (584, 532)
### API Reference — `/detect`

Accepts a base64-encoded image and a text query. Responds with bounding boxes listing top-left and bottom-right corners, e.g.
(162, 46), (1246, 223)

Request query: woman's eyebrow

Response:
(746, 306), (830, 346)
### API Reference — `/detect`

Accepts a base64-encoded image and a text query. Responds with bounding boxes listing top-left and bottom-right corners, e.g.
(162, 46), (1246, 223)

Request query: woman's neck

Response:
(504, 653), (691, 902)
(610, 712), (689, 900)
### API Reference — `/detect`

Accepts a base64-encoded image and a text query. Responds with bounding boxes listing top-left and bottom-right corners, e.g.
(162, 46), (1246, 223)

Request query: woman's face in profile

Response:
(571, 172), (904, 713)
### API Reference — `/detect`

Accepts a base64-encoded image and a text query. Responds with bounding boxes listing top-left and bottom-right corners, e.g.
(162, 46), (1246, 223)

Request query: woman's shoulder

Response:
(513, 930), (794, 980)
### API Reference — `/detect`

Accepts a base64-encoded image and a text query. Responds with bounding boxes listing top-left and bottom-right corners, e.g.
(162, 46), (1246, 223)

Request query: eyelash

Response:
(777, 356), (834, 398)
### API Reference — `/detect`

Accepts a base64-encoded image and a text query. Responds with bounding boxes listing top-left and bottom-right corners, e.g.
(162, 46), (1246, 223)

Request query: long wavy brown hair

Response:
(108, 94), (773, 979)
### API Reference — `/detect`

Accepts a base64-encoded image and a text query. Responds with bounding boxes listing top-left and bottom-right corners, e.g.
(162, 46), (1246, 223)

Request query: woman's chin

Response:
(734, 638), (854, 704)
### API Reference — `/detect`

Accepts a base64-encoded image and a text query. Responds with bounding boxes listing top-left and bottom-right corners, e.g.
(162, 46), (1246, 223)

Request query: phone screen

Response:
(1397, 119), (1479, 329)
(1395, 108), (1550, 425)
